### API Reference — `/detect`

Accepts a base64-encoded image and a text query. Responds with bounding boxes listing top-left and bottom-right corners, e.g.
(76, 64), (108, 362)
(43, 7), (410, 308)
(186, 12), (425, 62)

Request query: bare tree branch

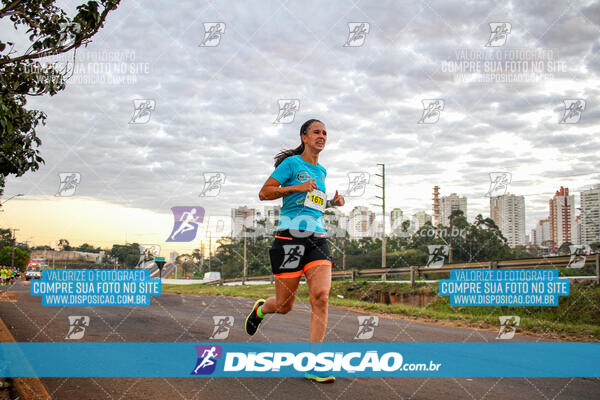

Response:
(0, 0), (25, 18)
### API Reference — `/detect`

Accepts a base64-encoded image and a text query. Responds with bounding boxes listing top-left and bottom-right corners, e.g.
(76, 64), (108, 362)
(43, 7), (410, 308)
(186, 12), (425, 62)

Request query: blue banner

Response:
(440, 269), (569, 306)
(1, 342), (598, 378)
(30, 269), (161, 306)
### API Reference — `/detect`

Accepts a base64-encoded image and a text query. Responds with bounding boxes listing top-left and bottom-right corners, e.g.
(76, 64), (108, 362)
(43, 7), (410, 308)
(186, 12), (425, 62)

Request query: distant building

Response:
(490, 194), (526, 247)
(412, 211), (432, 230)
(231, 206), (256, 238)
(375, 220), (385, 239)
(573, 215), (582, 245)
(324, 208), (348, 237)
(549, 187), (575, 246)
(348, 206), (376, 239)
(534, 218), (551, 246)
(169, 251), (179, 264)
(440, 193), (467, 225)
(262, 205), (281, 226)
(29, 250), (106, 264)
(580, 184), (600, 245)
(390, 208), (403, 235)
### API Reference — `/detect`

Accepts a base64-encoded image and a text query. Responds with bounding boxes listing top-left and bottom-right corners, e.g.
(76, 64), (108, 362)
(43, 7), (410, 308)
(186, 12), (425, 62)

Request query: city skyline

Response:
(4, 180), (597, 256)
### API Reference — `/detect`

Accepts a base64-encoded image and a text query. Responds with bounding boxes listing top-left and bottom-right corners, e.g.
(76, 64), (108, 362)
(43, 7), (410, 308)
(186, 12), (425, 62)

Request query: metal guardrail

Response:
(364, 254), (600, 287)
(208, 254), (600, 287)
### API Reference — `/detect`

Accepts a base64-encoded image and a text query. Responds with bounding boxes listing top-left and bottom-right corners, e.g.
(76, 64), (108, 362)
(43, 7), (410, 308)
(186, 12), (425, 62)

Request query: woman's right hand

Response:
(296, 178), (318, 193)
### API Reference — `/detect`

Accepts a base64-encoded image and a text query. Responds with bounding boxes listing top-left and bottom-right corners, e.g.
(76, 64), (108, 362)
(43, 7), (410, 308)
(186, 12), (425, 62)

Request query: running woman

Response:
(244, 119), (345, 383)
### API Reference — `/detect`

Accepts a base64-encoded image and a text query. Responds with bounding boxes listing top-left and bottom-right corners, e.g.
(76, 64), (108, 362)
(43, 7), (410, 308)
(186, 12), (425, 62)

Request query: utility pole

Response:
(448, 214), (453, 264)
(200, 240), (204, 272)
(11, 229), (19, 269)
(243, 225), (247, 284)
(208, 231), (212, 272)
(374, 164), (386, 268)
(342, 235), (347, 270)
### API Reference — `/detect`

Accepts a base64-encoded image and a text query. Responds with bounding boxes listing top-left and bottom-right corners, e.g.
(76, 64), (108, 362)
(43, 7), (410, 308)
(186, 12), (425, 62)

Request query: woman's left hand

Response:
(332, 190), (345, 207)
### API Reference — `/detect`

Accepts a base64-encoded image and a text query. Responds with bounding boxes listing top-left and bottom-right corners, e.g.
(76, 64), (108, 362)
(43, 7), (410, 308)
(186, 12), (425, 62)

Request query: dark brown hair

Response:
(273, 119), (322, 167)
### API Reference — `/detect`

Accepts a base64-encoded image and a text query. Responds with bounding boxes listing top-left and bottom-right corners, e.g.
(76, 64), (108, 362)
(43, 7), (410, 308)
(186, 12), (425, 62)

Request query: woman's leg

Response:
(305, 264), (332, 342)
(260, 275), (302, 314)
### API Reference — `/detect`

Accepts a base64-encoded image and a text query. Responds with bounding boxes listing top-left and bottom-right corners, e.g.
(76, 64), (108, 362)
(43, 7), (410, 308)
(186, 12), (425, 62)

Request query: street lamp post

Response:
(0, 193), (24, 210)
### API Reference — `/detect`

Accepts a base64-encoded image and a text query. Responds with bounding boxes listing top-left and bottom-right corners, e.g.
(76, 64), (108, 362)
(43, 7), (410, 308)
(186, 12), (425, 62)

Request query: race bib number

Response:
(304, 189), (326, 212)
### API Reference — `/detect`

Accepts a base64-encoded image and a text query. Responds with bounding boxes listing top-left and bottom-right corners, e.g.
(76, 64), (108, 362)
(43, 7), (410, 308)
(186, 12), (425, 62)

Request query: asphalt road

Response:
(1, 280), (598, 400)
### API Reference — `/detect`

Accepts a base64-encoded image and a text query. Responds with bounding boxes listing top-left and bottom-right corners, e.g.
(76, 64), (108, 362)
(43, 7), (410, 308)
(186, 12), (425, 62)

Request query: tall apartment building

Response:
(231, 206), (256, 238)
(529, 229), (537, 245)
(412, 211), (432, 230)
(573, 215), (582, 245)
(390, 208), (403, 235)
(580, 185), (600, 245)
(348, 206), (376, 239)
(440, 193), (467, 225)
(490, 194), (526, 247)
(262, 205), (281, 227)
(549, 187), (575, 247)
(533, 219), (551, 246)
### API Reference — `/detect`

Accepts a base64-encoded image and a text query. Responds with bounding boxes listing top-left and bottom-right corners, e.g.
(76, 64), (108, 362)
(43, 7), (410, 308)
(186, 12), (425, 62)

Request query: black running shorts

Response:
(269, 229), (333, 278)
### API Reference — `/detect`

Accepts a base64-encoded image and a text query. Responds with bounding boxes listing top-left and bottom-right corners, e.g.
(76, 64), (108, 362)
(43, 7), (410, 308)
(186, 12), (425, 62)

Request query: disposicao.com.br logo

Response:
(191, 346), (441, 376)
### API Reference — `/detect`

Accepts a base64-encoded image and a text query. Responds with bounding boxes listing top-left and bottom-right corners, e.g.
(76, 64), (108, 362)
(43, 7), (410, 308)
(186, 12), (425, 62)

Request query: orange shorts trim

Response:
(303, 259), (332, 272)
(274, 260), (332, 279)
(274, 270), (303, 279)
(274, 235), (293, 240)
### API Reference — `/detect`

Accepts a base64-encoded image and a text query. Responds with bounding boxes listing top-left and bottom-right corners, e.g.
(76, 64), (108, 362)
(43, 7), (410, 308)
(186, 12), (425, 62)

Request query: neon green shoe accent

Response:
(304, 372), (335, 383)
(245, 299), (266, 336)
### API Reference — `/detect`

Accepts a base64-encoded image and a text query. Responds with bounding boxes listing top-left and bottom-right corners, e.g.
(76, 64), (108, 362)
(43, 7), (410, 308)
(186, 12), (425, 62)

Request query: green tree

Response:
(459, 214), (511, 262)
(558, 242), (573, 256)
(57, 238), (71, 251)
(0, 245), (29, 269)
(76, 243), (100, 253)
(512, 245), (537, 259)
(387, 248), (428, 268)
(0, 0), (121, 198)
(0, 228), (13, 248)
(32, 244), (53, 251)
(109, 243), (139, 267)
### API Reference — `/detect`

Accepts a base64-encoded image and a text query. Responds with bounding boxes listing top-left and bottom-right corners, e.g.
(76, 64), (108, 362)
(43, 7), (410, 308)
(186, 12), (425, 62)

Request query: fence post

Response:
(410, 266), (415, 289)
(351, 269), (355, 282)
(270, 274), (274, 284)
(382, 272), (387, 282)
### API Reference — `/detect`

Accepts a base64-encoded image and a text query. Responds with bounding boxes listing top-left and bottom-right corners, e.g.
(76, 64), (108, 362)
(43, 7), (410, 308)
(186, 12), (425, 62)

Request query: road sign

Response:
(154, 257), (166, 279)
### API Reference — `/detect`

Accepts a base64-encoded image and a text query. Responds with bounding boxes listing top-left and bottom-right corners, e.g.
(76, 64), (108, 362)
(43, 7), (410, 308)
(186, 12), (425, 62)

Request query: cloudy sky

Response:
(1, 0), (599, 254)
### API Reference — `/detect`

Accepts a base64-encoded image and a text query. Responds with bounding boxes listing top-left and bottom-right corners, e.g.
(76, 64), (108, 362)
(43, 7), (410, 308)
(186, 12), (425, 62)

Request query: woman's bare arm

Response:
(259, 177), (317, 200)
(259, 177), (298, 200)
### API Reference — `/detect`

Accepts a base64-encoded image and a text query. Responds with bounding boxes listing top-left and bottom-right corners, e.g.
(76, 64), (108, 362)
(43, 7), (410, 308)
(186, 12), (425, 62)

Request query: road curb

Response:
(0, 288), (53, 400)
